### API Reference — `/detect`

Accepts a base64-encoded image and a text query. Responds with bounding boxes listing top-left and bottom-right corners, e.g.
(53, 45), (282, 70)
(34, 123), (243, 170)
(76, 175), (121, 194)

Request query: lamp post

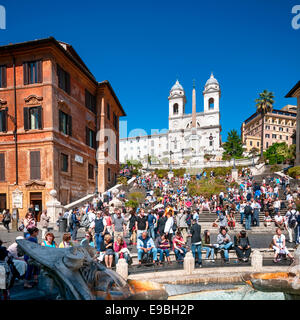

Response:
(169, 150), (173, 171)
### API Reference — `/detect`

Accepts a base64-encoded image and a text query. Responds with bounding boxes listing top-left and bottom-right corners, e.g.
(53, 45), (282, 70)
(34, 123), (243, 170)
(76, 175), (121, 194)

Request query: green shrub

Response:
(270, 164), (281, 173)
(173, 168), (186, 177)
(117, 176), (128, 185)
(154, 169), (169, 179)
(287, 166), (300, 179)
(125, 200), (139, 209)
(128, 192), (145, 204)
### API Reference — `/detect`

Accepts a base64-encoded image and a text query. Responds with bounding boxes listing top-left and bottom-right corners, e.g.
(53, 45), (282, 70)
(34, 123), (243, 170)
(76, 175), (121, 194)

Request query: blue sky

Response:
(1, 0), (299, 141)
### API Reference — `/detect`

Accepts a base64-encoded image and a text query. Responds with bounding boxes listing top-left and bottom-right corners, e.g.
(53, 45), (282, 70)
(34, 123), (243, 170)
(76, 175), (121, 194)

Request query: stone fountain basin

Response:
(243, 272), (300, 295)
(126, 280), (169, 300)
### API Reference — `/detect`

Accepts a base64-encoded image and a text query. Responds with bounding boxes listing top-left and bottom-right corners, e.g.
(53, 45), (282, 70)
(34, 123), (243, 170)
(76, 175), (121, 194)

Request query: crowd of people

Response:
(0, 167), (299, 299)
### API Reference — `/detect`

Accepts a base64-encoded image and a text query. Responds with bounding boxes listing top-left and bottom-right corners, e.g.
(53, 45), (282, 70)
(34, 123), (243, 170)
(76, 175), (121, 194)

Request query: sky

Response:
(0, 0), (299, 141)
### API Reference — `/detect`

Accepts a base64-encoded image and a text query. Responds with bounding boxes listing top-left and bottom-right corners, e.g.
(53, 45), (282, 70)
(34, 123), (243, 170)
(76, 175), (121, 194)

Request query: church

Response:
(120, 74), (224, 167)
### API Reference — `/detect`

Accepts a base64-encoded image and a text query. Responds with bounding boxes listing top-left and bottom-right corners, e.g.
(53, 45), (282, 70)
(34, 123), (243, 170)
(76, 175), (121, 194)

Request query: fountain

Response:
(242, 245), (300, 300)
(16, 239), (168, 300)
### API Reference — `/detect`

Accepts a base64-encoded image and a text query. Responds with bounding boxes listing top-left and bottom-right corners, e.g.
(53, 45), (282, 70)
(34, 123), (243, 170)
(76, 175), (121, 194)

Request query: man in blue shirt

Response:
(147, 210), (157, 239)
(137, 231), (158, 266)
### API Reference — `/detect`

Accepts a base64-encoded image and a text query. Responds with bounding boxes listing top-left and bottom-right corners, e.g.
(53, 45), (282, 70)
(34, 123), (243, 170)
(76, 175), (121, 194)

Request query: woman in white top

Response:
(272, 228), (294, 264)
(164, 211), (174, 243)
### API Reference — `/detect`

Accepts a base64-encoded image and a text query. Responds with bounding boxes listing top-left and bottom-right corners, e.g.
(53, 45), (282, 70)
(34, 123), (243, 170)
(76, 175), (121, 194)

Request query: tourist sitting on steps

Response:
(202, 230), (215, 263)
(137, 231), (158, 267)
(58, 233), (73, 248)
(173, 231), (187, 264)
(272, 227), (294, 265)
(234, 230), (251, 262)
(114, 235), (131, 264)
(216, 227), (233, 264)
(100, 234), (115, 269)
(155, 233), (171, 266)
(263, 211), (272, 227)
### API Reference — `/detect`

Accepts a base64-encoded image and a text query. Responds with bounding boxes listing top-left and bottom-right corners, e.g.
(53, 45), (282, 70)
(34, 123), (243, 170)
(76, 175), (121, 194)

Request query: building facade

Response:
(241, 105), (297, 152)
(120, 74), (223, 167)
(0, 37), (125, 218)
(285, 81), (300, 166)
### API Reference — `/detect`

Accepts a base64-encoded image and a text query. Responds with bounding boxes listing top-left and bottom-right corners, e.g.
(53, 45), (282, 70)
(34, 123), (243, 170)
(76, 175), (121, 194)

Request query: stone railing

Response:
(147, 157), (260, 170)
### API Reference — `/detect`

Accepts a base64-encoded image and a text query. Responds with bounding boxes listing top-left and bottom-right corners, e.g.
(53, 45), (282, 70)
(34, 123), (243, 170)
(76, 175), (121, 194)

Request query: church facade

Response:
(120, 74), (224, 167)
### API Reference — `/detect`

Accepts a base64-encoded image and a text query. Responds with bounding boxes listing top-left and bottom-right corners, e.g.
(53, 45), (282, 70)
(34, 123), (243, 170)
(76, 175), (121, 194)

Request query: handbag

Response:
(212, 222), (218, 228)
(18, 223), (25, 232)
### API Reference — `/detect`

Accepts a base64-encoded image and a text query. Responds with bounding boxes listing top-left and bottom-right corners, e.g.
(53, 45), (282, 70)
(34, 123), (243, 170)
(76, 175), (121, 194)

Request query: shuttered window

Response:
(57, 64), (70, 94)
(0, 65), (7, 88)
(86, 127), (96, 149)
(113, 113), (118, 130)
(88, 163), (94, 180)
(24, 106), (42, 130)
(107, 103), (110, 120)
(0, 153), (5, 181)
(59, 110), (72, 136)
(85, 89), (96, 113)
(30, 151), (41, 180)
(0, 108), (7, 132)
(61, 153), (69, 173)
(23, 61), (43, 85)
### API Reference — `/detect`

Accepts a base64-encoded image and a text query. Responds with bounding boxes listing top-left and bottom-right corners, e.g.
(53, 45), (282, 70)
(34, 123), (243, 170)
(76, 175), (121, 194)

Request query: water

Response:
(168, 284), (284, 300)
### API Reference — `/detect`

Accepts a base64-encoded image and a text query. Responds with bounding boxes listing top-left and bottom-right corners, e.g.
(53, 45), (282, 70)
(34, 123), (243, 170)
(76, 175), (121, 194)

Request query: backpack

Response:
(288, 210), (297, 228)
(186, 214), (192, 226)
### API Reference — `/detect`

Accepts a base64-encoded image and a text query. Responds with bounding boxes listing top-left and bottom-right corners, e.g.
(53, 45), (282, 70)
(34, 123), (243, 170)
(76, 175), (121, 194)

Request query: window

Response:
(209, 141), (213, 146)
(113, 113), (118, 130)
(59, 110), (72, 136)
(88, 163), (94, 180)
(30, 151), (41, 180)
(23, 61), (43, 85)
(286, 128), (289, 132)
(86, 127), (96, 149)
(286, 136), (288, 141)
(108, 167), (111, 182)
(265, 134), (270, 138)
(279, 127), (283, 132)
(250, 141), (253, 146)
(272, 134), (276, 139)
(208, 98), (214, 109)
(257, 142), (259, 147)
(266, 142), (269, 148)
(24, 106), (42, 130)
(0, 65), (7, 88)
(280, 135), (282, 140)
(57, 64), (70, 94)
(61, 153), (69, 173)
(0, 153), (4, 181)
(173, 103), (179, 114)
(0, 108), (7, 132)
(85, 90), (96, 113)
(107, 103), (110, 120)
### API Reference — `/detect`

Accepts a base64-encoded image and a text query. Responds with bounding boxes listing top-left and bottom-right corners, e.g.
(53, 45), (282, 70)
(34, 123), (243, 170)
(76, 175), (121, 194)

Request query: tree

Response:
(222, 129), (244, 160)
(249, 147), (259, 157)
(255, 90), (275, 158)
(264, 142), (289, 164)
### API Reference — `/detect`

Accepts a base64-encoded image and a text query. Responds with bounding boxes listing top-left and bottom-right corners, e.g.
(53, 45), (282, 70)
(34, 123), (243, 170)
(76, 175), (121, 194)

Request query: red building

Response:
(0, 37), (126, 218)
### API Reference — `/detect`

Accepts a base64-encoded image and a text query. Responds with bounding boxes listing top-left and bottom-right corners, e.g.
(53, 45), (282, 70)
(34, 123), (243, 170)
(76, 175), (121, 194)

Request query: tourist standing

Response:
(2, 210), (11, 233)
(189, 219), (202, 267)
(135, 209), (148, 240)
(90, 211), (106, 254)
(40, 210), (50, 239)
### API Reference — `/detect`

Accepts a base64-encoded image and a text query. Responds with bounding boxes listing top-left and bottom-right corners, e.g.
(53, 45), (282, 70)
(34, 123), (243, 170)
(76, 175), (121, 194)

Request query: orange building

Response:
(241, 105), (297, 152)
(0, 37), (126, 219)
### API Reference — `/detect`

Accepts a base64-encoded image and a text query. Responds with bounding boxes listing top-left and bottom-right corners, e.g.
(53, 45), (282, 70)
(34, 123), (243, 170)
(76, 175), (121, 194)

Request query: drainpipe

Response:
(12, 56), (18, 185)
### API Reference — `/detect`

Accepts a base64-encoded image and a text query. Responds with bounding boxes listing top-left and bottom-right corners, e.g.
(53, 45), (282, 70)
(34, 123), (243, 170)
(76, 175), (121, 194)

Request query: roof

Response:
(244, 108), (297, 124)
(98, 81), (126, 117)
(0, 37), (97, 84)
(0, 37), (126, 116)
(285, 81), (300, 98)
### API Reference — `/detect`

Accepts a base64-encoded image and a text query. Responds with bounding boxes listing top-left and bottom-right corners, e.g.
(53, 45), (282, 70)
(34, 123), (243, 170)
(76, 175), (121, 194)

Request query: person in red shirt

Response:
(173, 231), (186, 264)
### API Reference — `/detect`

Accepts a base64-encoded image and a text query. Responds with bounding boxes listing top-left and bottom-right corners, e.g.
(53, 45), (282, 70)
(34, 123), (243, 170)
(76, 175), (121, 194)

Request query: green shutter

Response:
(68, 115), (72, 136)
(23, 62), (29, 85)
(37, 106), (42, 129)
(24, 108), (29, 130)
(37, 60), (43, 83)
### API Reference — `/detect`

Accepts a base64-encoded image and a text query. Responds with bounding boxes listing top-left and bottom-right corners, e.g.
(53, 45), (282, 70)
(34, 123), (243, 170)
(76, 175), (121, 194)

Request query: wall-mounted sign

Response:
(12, 188), (23, 209)
(75, 155), (83, 164)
